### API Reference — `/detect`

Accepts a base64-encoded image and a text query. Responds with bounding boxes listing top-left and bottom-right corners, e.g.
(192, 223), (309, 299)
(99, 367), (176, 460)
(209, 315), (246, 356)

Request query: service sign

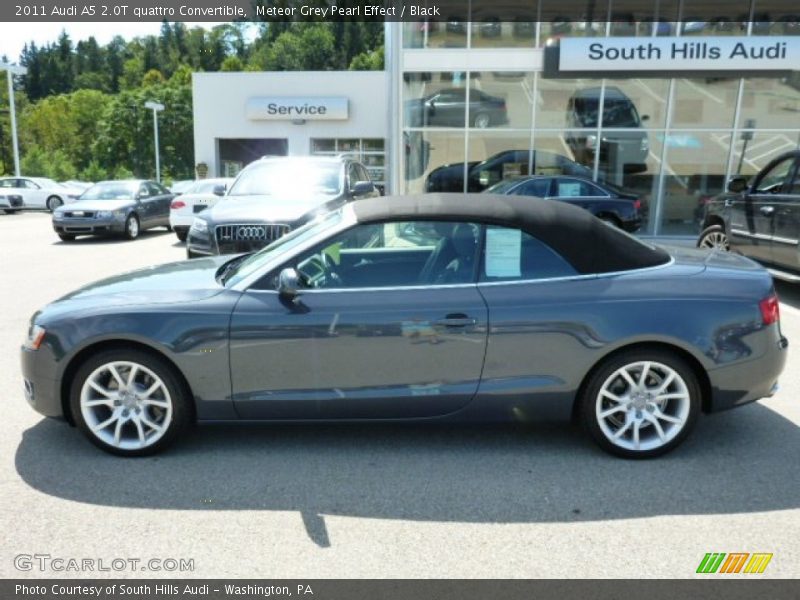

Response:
(559, 36), (800, 73)
(246, 97), (349, 120)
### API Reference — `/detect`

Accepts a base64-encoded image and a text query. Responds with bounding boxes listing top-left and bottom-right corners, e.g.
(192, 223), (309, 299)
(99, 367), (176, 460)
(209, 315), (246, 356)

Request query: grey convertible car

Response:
(22, 194), (787, 458)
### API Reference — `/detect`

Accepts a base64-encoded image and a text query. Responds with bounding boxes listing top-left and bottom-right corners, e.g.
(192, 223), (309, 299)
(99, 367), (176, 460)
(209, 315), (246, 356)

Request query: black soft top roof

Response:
(352, 193), (669, 274)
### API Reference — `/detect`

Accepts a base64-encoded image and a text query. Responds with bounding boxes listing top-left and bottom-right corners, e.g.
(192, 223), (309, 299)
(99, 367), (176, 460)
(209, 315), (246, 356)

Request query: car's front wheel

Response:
(124, 214), (140, 240)
(70, 349), (192, 456)
(58, 233), (75, 242)
(697, 224), (729, 251)
(579, 349), (700, 459)
(175, 229), (188, 242)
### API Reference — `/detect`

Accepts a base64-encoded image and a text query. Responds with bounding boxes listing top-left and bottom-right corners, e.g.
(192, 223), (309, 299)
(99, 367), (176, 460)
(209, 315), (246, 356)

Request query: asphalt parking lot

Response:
(1, 211), (799, 578)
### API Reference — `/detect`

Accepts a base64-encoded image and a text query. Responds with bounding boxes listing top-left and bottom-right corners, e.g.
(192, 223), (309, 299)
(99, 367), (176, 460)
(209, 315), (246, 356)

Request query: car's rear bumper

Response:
(706, 334), (788, 412)
(170, 212), (194, 228)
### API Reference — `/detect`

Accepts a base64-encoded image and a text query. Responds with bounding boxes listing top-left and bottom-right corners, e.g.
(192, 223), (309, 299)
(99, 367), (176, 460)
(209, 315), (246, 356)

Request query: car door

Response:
(770, 157), (800, 270)
(229, 219), (488, 420)
(432, 90), (466, 126)
(19, 179), (47, 208)
(731, 155), (796, 264)
(474, 225), (591, 417)
(148, 181), (172, 224)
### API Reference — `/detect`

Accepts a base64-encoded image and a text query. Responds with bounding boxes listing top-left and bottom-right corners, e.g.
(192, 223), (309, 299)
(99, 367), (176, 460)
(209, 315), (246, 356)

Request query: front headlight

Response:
(191, 218), (209, 233)
(24, 325), (46, 351)
(97, 210), (125, 219)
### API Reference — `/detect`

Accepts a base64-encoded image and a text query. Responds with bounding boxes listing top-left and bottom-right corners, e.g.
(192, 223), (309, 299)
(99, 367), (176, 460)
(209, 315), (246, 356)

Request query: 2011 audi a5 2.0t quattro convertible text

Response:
(22, 194), (787, 458)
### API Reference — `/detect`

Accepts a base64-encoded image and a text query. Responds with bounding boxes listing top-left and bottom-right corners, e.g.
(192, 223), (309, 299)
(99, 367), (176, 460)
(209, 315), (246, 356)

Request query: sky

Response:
(0, 22), (244, 64)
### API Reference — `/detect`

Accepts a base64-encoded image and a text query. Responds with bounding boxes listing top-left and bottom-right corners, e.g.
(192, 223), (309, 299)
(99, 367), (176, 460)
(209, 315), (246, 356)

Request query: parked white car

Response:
(169, 178), (233, 242)
(0, 177), (83, 212)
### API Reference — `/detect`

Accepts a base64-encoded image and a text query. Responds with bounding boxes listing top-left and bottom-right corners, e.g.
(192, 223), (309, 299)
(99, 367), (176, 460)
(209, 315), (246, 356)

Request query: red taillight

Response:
(633, 199), (642, 210)
(759, 294), (780, 326)
(170, 200), (186, 210)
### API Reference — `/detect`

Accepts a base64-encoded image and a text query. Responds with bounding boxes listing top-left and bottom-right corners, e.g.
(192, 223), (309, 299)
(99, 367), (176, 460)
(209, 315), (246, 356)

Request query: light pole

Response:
(144, 100), (165, 182)
(0, 62), (27, 177)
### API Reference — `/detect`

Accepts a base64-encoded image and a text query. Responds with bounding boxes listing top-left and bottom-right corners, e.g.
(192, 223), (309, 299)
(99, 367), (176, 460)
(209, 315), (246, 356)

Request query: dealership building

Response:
(193, 3), (800, 239)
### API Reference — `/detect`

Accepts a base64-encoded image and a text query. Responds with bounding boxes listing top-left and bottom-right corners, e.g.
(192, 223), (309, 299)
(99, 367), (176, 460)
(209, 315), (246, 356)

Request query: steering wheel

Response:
(302, 252), (343, 287)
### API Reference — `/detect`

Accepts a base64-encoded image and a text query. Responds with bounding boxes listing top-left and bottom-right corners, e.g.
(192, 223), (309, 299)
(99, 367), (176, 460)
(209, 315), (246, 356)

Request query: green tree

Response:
(220, 55), (244, 72)
(349, 45), (384, 70)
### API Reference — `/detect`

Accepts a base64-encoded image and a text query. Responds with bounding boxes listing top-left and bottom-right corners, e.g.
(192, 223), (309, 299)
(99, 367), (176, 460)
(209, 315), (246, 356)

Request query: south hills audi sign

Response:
(548, 36), (800, 77)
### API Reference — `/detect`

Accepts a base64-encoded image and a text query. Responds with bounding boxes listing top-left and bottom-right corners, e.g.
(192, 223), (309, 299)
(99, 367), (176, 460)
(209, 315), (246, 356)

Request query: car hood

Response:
(203, 194), (336, 223)
(59, 199), (135, 212)
(36, 257), (232, 322)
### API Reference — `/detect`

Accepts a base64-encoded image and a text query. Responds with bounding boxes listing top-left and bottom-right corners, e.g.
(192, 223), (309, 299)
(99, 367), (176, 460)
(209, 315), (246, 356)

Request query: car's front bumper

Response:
(706, 334), (789, 412)
(21, 345), (64, 420)
(53, 216), (125, 236)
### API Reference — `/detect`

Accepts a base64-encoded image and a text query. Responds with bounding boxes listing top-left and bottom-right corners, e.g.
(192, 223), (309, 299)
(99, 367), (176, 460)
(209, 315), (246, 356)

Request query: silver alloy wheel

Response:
(699, 230), (729, 250)
(127, 216), (139, 238)
(595, 360), (691, 452)
(47, 196), (63, 212)
(474, 113), (490, 128)
(79, 361), (173, 450)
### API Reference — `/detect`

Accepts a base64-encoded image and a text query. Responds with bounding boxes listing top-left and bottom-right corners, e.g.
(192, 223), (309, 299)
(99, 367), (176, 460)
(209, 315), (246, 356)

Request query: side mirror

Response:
(351, 181), (375, 195)
(277, 268), (302, 298)
(727, 176), (748, 193)
(212, 184), (226, 196)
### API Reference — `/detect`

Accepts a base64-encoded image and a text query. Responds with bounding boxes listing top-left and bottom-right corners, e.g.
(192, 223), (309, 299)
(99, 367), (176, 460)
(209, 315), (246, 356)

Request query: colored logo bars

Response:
(697, 552), (773, 574)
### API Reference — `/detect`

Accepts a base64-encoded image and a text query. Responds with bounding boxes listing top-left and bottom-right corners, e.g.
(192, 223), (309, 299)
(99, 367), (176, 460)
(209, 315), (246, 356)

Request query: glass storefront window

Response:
(671, 78), (739, 129)
(536, 76), (595, 128)
(403, 72), (469, 128)
(402, 20), (467, 49)
(659, 132), (731, 236)
(465, 131), (534, 191)
(739, 76), (800, 130)
(467, 73), (534, 129)
(729, 131), (800, 179)
(404, 130), (466, 193)
(601, 79), (670, 129)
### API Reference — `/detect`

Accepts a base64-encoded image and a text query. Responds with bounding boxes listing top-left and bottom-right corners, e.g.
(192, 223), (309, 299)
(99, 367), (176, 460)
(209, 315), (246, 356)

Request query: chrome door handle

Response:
(760, 206), (775, 217)
(434, 314), (477, 328)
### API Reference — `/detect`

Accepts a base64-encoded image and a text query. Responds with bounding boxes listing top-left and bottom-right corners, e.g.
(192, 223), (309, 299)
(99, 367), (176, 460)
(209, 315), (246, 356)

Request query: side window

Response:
(480, 226), (578, 282)
(553, 178), (602, 198)
(347, 164), (360, 188)
(357, 164), (371, 182)
(0, 179), (15, 188)
(138, 185), (149, 198)
(754, 157), (794, 194)
(516, 179), (550, 197)
(291, 221), (480, 289)
(787, 163), (800, 196)
(147, 182), (163, 196)
(20, 179), (38, 189)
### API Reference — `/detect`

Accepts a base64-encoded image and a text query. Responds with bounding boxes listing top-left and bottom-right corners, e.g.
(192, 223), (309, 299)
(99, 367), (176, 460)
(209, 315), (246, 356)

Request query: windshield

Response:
(577, 98), (640, 128)
(79, 182), (139, 200)
(228, 161), (342, 197)
(223, 209), (346, 287)
(189, 179), (228, 194)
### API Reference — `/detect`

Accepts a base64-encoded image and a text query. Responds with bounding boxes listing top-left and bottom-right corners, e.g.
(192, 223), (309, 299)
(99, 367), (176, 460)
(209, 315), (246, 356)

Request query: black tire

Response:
(58, 233), (76, 242)
(697, 224), (729, 251)
(473, 112), (491, 128)
(124, 213), (140, 240)
(176, 229), (188, 242)
(165, 225), (172, 232)
(69, 349), (193, 457)
(3, 209), (17, 215)
(578, 348), (701, 459)
(46, 195), (63, 212)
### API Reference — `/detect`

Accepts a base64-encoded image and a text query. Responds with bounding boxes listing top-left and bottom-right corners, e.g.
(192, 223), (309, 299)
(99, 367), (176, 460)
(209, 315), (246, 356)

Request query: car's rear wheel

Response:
(473, 112), (491, 128)
(124, 214), (140, 240)
(4, 209), (17, 215)
(70, 349), (192, 456)
(58, 233), (75, 242)
(697, 224), (729, 251)
(579, 349), (700, 458)
(46, 196), (63, 212)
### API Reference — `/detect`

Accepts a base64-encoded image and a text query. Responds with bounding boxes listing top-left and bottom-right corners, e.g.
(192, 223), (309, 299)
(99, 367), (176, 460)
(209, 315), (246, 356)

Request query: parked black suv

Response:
(698, 150), (800, 281)
(187, 156), (379, 257)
